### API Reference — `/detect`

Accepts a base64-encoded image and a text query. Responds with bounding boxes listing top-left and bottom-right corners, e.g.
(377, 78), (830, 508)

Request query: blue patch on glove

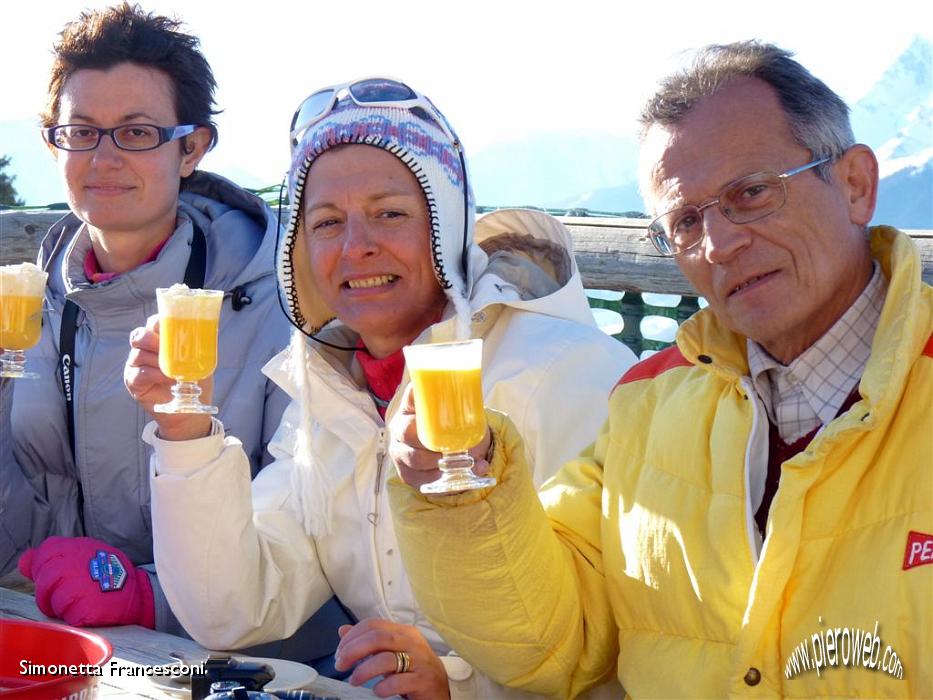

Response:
(89, 549), (126, 592)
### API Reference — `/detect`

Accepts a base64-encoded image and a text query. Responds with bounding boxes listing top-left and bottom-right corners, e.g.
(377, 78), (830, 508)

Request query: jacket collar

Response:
(38, 171), (280, 311)
(50, 217), (197, 314)
(676, 226), (931, 421)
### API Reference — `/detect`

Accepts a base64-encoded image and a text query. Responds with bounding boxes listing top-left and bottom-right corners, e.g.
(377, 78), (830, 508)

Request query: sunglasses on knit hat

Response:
(289, 77), (461, 152)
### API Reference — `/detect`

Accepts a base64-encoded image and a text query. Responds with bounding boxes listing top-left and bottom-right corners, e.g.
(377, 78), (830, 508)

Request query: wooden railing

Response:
(3, 209), (931, 355)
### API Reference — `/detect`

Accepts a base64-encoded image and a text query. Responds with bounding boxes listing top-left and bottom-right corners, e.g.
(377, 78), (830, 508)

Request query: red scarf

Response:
(83, 237), (170, 284)
(355, 343), (406, 419)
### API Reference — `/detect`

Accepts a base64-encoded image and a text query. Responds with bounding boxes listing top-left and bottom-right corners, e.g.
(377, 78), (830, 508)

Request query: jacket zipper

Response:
(368, 427), (395, 619)
(739, 377), (762, 567)
(368, 428), (387, 527)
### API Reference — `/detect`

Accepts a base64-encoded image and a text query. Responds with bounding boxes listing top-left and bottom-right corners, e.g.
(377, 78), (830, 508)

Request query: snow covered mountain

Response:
(851, 35), (932, 228)
(470, 35), (932, 227)
(469, 130), (641, 211)
(851, 35), (931, 157)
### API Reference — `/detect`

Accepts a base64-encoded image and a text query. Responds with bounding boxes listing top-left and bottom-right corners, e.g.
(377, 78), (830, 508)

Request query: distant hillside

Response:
(551, 182), (646, 215)
(2, 36), (930, 227)
(873, 159), (933, 229)
(470, 130), (640, 210)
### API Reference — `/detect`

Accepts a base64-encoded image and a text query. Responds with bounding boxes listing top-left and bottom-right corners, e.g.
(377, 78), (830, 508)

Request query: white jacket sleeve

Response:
(510, 330), (635, 486)
(145, 404), (334, 650)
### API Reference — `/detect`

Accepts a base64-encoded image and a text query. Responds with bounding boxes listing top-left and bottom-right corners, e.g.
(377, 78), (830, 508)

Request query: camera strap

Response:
(58, 221), (206, 522)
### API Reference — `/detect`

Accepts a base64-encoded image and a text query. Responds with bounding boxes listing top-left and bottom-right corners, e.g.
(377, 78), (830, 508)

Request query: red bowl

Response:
(0, 619), (113, 699)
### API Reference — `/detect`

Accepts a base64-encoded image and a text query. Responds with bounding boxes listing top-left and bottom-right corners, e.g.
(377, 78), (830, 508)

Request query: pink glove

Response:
(18, 536), (155, 629)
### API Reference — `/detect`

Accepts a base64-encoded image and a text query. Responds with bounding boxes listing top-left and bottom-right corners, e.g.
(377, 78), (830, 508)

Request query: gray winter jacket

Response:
(0, 171), (291, 630)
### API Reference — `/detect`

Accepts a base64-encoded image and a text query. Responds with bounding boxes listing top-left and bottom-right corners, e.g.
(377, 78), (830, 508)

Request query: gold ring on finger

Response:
(394, 650), (411, 674)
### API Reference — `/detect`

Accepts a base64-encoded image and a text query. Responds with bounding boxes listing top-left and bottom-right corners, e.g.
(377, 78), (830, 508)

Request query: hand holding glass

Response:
(0, 263), (48, 379)
(402, 339), (495, 494)
(154, 285), (223, 414)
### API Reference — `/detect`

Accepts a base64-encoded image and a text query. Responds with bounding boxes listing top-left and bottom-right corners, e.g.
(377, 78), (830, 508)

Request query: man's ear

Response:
(834, 144), (878, 227)
(179, 126), (213, 177)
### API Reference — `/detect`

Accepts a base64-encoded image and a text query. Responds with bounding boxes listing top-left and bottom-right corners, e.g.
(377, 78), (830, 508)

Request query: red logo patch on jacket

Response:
(903, 531), (933, 570)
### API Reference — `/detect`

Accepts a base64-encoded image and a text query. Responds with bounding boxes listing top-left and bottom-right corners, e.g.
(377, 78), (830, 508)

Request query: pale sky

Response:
(1, 0), (930, 201)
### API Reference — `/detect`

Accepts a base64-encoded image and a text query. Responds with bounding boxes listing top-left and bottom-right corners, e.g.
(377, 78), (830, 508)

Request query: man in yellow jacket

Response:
(385, 41), (932, 698)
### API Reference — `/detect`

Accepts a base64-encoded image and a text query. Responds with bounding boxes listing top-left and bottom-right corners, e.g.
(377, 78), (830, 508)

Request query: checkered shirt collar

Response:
(747, 262), (886, 441)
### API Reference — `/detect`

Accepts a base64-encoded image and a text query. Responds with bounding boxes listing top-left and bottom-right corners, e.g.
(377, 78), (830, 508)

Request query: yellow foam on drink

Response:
(0, 263), (48, 350)
(156, 284), (223, 382)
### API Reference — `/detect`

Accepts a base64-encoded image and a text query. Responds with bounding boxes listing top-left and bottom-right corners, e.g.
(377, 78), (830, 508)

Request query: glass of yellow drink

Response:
(0, 263), (49, 379)
(154, 284), (223, 414)
(402, 338), (495, 494)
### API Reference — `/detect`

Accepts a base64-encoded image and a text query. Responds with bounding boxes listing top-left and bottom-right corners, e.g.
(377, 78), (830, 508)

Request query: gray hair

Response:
(638, 41), (854, 181)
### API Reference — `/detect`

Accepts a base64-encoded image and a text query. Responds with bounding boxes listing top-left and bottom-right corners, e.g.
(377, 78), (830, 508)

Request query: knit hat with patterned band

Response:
(276, 82), (475, 341)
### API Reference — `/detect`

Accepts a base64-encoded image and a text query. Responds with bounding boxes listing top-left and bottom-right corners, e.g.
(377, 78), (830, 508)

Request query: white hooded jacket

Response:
(148, 88), (635, 697)
(147, 207), (634, 696)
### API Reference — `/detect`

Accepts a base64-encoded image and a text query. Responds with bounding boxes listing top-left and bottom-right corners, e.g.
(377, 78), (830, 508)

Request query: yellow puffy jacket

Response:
(390, 226), (932, 698)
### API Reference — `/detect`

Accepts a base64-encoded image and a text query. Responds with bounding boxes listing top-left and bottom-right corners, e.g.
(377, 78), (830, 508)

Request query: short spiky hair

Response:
(639, 41), (854, 180)
(42, 2), (219, 149)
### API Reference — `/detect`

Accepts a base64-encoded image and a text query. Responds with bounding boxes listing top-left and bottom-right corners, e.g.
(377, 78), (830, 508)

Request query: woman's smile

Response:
(343, 274), (400, 290)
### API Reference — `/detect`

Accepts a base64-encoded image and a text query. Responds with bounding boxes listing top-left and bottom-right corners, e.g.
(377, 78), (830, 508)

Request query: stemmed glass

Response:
(402, 339), (496, 494)
(153, 285), (223, 414)
(0, 263), (48, 379)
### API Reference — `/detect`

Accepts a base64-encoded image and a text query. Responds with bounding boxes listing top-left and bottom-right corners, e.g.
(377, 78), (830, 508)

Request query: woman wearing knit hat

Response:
(128, 78), (634, 698)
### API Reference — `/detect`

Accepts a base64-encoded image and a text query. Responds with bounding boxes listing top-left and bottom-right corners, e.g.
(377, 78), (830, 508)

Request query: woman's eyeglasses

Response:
(43, 124), (198, 152)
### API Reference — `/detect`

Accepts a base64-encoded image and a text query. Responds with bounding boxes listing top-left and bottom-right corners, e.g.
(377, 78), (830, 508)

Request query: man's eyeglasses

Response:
(647, 156), (831, 256)
(288, 77), (460, 153)
(43, 124), (199, 152)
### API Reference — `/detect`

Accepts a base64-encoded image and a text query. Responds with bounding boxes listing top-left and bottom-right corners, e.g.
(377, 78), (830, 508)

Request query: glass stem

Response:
(0, 349), (28, 378)
(438, 451), (475, 474)
(172, 381), (203, 402)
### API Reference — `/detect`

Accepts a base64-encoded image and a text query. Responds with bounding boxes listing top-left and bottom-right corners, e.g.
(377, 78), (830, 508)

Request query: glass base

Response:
(419, 452), (497, 494)
(154, 380), (217, 415)
(0, 350), (38, 379)
(0, 369), (38, 379)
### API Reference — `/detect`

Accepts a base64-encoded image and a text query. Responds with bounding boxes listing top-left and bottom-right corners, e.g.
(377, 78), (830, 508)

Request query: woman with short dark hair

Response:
(3, 3), (291, 635)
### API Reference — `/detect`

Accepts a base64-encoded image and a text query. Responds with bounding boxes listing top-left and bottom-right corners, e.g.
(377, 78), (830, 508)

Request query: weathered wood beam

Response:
(1, 210), (68, 269)
(560, 217), (699, 295)
(559, 216), (933, 293)
(2, 210), (931, 294)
